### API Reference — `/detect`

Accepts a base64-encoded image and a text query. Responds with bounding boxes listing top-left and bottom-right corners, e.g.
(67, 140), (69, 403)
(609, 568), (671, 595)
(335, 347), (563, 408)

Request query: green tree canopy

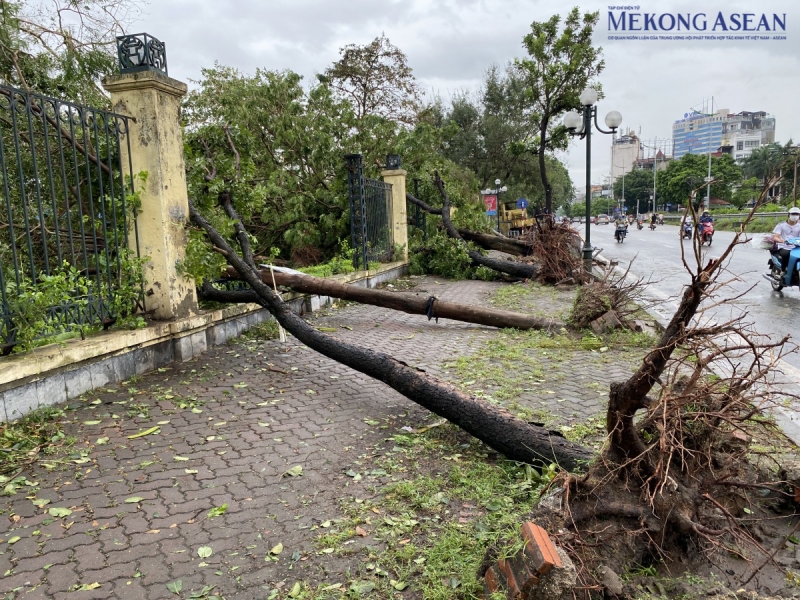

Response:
(656, 153), (742, 208)
(515, 7), (605, 213)
(613, 168), (657, 214)
(322, 34), (423, 126)
(0, 0), (136, 103)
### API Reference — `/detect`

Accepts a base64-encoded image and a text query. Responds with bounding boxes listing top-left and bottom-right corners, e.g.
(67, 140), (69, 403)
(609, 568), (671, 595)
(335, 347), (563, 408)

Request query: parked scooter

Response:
(765, 237), (800, 291)
(614, 223), (628, 243)
(682, 220), (693, 239)
(699, 221), (714, 245)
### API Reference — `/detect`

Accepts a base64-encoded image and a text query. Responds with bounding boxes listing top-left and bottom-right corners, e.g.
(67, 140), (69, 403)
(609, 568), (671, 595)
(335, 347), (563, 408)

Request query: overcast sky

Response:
(138, 0), (797, 193)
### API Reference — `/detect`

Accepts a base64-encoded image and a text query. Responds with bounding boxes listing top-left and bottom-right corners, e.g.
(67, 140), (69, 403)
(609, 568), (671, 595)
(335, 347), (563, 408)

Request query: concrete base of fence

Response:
(0, 261), (408, 423)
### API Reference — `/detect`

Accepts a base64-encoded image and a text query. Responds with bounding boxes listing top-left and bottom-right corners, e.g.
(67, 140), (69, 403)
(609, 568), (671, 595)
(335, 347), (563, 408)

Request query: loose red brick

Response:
(509, 551), (539, 594)
(484, 565), (503, 594)
(521, 522), (563, 575)
(498, 557), (521, 597)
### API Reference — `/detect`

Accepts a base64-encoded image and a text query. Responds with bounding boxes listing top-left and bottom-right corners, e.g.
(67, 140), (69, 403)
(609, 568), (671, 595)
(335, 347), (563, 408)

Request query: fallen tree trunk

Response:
(219, 266), (563, 331)
(407, 190), (538, 268)
(189, 200), (593, 471)
(456, 228), (532, 256)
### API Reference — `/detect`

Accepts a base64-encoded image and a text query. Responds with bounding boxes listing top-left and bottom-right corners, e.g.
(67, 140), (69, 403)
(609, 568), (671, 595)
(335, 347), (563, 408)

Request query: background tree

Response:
(322, 34), (423, 126)
(657, 153), (742, 208)
(514, 7), (604, 214)
(0, 0), (136, 103)
(613, 168), (659, 213)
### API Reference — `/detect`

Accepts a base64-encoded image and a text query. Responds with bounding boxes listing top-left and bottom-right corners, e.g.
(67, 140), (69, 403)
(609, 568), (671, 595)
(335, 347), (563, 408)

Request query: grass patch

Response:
(318, 425), (556, 599)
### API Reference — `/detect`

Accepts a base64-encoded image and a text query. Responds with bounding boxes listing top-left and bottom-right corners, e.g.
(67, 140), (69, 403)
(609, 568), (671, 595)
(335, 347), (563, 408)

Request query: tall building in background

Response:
(672, 108), (776, 160)
(611, 130), (640, 181)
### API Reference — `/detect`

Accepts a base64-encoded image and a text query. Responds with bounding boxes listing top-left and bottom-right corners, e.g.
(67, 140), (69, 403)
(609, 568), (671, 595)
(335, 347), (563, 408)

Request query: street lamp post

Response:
(564, 88), (622, 273)
(489, 179), (508, 232)
(783, 147), (800, 208)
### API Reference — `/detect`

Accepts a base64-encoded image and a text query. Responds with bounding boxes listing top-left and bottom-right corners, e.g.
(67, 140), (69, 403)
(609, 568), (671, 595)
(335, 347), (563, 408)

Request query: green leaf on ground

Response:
(197, 546), (213, 558)
(166, 580), (182, 594)
(48, 507), (72, 518)
(127, 426), (160, 439)
(125, 497), (144, 504)
(207, 504), (227, 518)
(282, 465), (303, 477)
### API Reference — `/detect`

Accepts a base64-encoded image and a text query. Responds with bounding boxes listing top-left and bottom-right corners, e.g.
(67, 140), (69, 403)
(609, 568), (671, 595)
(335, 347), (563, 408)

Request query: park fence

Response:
(345, 154), (394, 270)
(0, 83), (141, 354)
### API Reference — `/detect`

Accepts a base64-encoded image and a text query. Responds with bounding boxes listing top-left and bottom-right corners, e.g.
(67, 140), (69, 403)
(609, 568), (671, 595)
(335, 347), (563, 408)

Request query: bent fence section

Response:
(0, 84), (140, 355)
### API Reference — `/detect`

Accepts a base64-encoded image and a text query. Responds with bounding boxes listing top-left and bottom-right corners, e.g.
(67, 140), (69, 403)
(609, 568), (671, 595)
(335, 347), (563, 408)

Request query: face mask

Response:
(790, 215), (800, 223)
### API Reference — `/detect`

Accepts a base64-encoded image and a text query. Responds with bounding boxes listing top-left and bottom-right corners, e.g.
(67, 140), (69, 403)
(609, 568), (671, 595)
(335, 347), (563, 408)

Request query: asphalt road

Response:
(582, 221), (800, 370)
(581, 220), (800, 442)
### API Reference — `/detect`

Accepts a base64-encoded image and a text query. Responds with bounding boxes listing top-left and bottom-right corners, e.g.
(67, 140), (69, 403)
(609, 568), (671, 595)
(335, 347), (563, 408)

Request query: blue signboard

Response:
(516, 198), (528, 209)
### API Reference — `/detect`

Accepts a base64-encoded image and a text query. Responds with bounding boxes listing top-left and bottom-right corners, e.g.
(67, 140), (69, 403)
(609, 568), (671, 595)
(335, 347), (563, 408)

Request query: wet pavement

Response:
(0, 276), (647, 599)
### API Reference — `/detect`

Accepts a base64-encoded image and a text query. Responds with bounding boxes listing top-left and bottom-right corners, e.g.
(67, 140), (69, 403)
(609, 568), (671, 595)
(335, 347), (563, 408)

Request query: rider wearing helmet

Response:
(698, 210), (713, 234)
(771, 207), (800, 271)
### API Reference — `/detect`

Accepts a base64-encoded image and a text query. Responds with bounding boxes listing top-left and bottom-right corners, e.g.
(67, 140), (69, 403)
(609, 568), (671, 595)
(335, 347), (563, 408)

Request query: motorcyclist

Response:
(771, 207), (800, 272)
(698, 210), (713, 234)
(650, 213), (657, 228)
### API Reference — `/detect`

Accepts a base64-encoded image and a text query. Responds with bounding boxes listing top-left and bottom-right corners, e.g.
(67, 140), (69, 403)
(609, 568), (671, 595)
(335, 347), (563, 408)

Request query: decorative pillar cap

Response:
(385, 154), (402, 170)
(117, 33), (167, 76)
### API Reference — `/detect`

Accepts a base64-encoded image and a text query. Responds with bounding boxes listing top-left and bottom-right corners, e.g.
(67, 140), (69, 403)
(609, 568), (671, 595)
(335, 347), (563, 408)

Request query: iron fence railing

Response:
(0, 83), (140, 354)
(345, 154), (394, 270)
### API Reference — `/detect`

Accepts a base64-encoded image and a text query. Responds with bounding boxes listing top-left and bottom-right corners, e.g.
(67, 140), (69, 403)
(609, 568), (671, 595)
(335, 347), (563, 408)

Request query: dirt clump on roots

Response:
(515, 368), (800, 599)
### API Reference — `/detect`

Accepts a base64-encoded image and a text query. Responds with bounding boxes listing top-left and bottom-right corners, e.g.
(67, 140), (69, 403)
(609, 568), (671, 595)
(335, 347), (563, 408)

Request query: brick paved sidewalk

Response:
(0, 276), (644, 599)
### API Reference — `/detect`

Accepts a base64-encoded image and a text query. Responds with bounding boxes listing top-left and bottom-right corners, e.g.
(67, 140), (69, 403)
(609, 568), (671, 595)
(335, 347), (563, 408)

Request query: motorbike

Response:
(614, 223), (628, 243)
(765, 237), (800, 291)
(636, 221), (643, 230)
(699, 221), (714, 245)
(649, 221), (656, 231)
(682, 222), (693, 239)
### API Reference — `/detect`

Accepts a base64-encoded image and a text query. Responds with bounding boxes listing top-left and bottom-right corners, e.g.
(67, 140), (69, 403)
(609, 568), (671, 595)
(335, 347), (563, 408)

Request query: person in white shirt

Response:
(771, 207), (800, 271)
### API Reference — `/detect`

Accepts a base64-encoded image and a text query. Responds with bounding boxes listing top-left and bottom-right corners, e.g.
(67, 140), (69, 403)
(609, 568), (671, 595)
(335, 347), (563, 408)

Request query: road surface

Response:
(579, 221), (800, 440)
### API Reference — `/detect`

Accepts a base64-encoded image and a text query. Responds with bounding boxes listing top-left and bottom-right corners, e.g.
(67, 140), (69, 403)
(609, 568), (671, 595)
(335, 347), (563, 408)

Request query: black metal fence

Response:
(345, 154), (394, 270)
(0, 84), (140, 354)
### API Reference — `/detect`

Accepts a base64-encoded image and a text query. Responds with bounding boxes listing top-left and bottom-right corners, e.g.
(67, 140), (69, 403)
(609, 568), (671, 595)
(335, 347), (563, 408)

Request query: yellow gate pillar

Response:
(102, 69), (198, 320)
(381, 156), (408, 261)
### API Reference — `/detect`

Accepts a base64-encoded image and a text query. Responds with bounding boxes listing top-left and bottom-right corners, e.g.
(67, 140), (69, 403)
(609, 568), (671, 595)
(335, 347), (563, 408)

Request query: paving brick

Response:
(521, 521), (562, 575)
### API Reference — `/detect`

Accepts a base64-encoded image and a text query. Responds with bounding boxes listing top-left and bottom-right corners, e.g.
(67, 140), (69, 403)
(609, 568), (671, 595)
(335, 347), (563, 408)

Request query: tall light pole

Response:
(564, 88), (622, 273)
(653, 152), (658, 213)
(482, 179), (508, 232)
(783, 147), (800, 208)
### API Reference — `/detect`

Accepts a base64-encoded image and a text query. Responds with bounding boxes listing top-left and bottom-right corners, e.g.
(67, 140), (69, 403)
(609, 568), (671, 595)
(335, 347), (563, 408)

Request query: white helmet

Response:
(790, 207), (800, 216)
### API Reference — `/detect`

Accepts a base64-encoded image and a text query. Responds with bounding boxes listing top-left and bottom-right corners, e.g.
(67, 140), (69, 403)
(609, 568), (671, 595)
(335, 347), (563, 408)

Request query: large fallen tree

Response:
(409, 174), (584, 283)
(188, 197), (593, 471)
(492, 176), (800, 597)
(216, 266), (564, 331)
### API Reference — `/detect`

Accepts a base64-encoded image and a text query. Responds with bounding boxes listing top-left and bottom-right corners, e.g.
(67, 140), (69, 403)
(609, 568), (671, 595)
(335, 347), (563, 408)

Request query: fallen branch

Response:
(215, 266), (564, 331)
(188, 201), (593, 471)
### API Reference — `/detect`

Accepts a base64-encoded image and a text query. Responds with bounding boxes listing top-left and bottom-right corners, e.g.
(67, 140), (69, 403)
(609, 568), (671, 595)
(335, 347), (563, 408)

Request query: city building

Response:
(672, 108), (775, 160)
(611, 130), (640, 181)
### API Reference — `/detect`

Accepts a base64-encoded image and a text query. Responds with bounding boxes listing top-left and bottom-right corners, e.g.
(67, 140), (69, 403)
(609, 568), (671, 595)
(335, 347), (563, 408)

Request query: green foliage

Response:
(0, 0), (135, 104)
(298, 240), (356, 277)
(614, 167), (659, 213)
(6, 264), (93, 352)
(322, 34), (423, 125)
(2, 172), (148, 352)
(657, 153), (742, 207)
(0, 406), (68, 476)
(515, 7), (604, 212)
